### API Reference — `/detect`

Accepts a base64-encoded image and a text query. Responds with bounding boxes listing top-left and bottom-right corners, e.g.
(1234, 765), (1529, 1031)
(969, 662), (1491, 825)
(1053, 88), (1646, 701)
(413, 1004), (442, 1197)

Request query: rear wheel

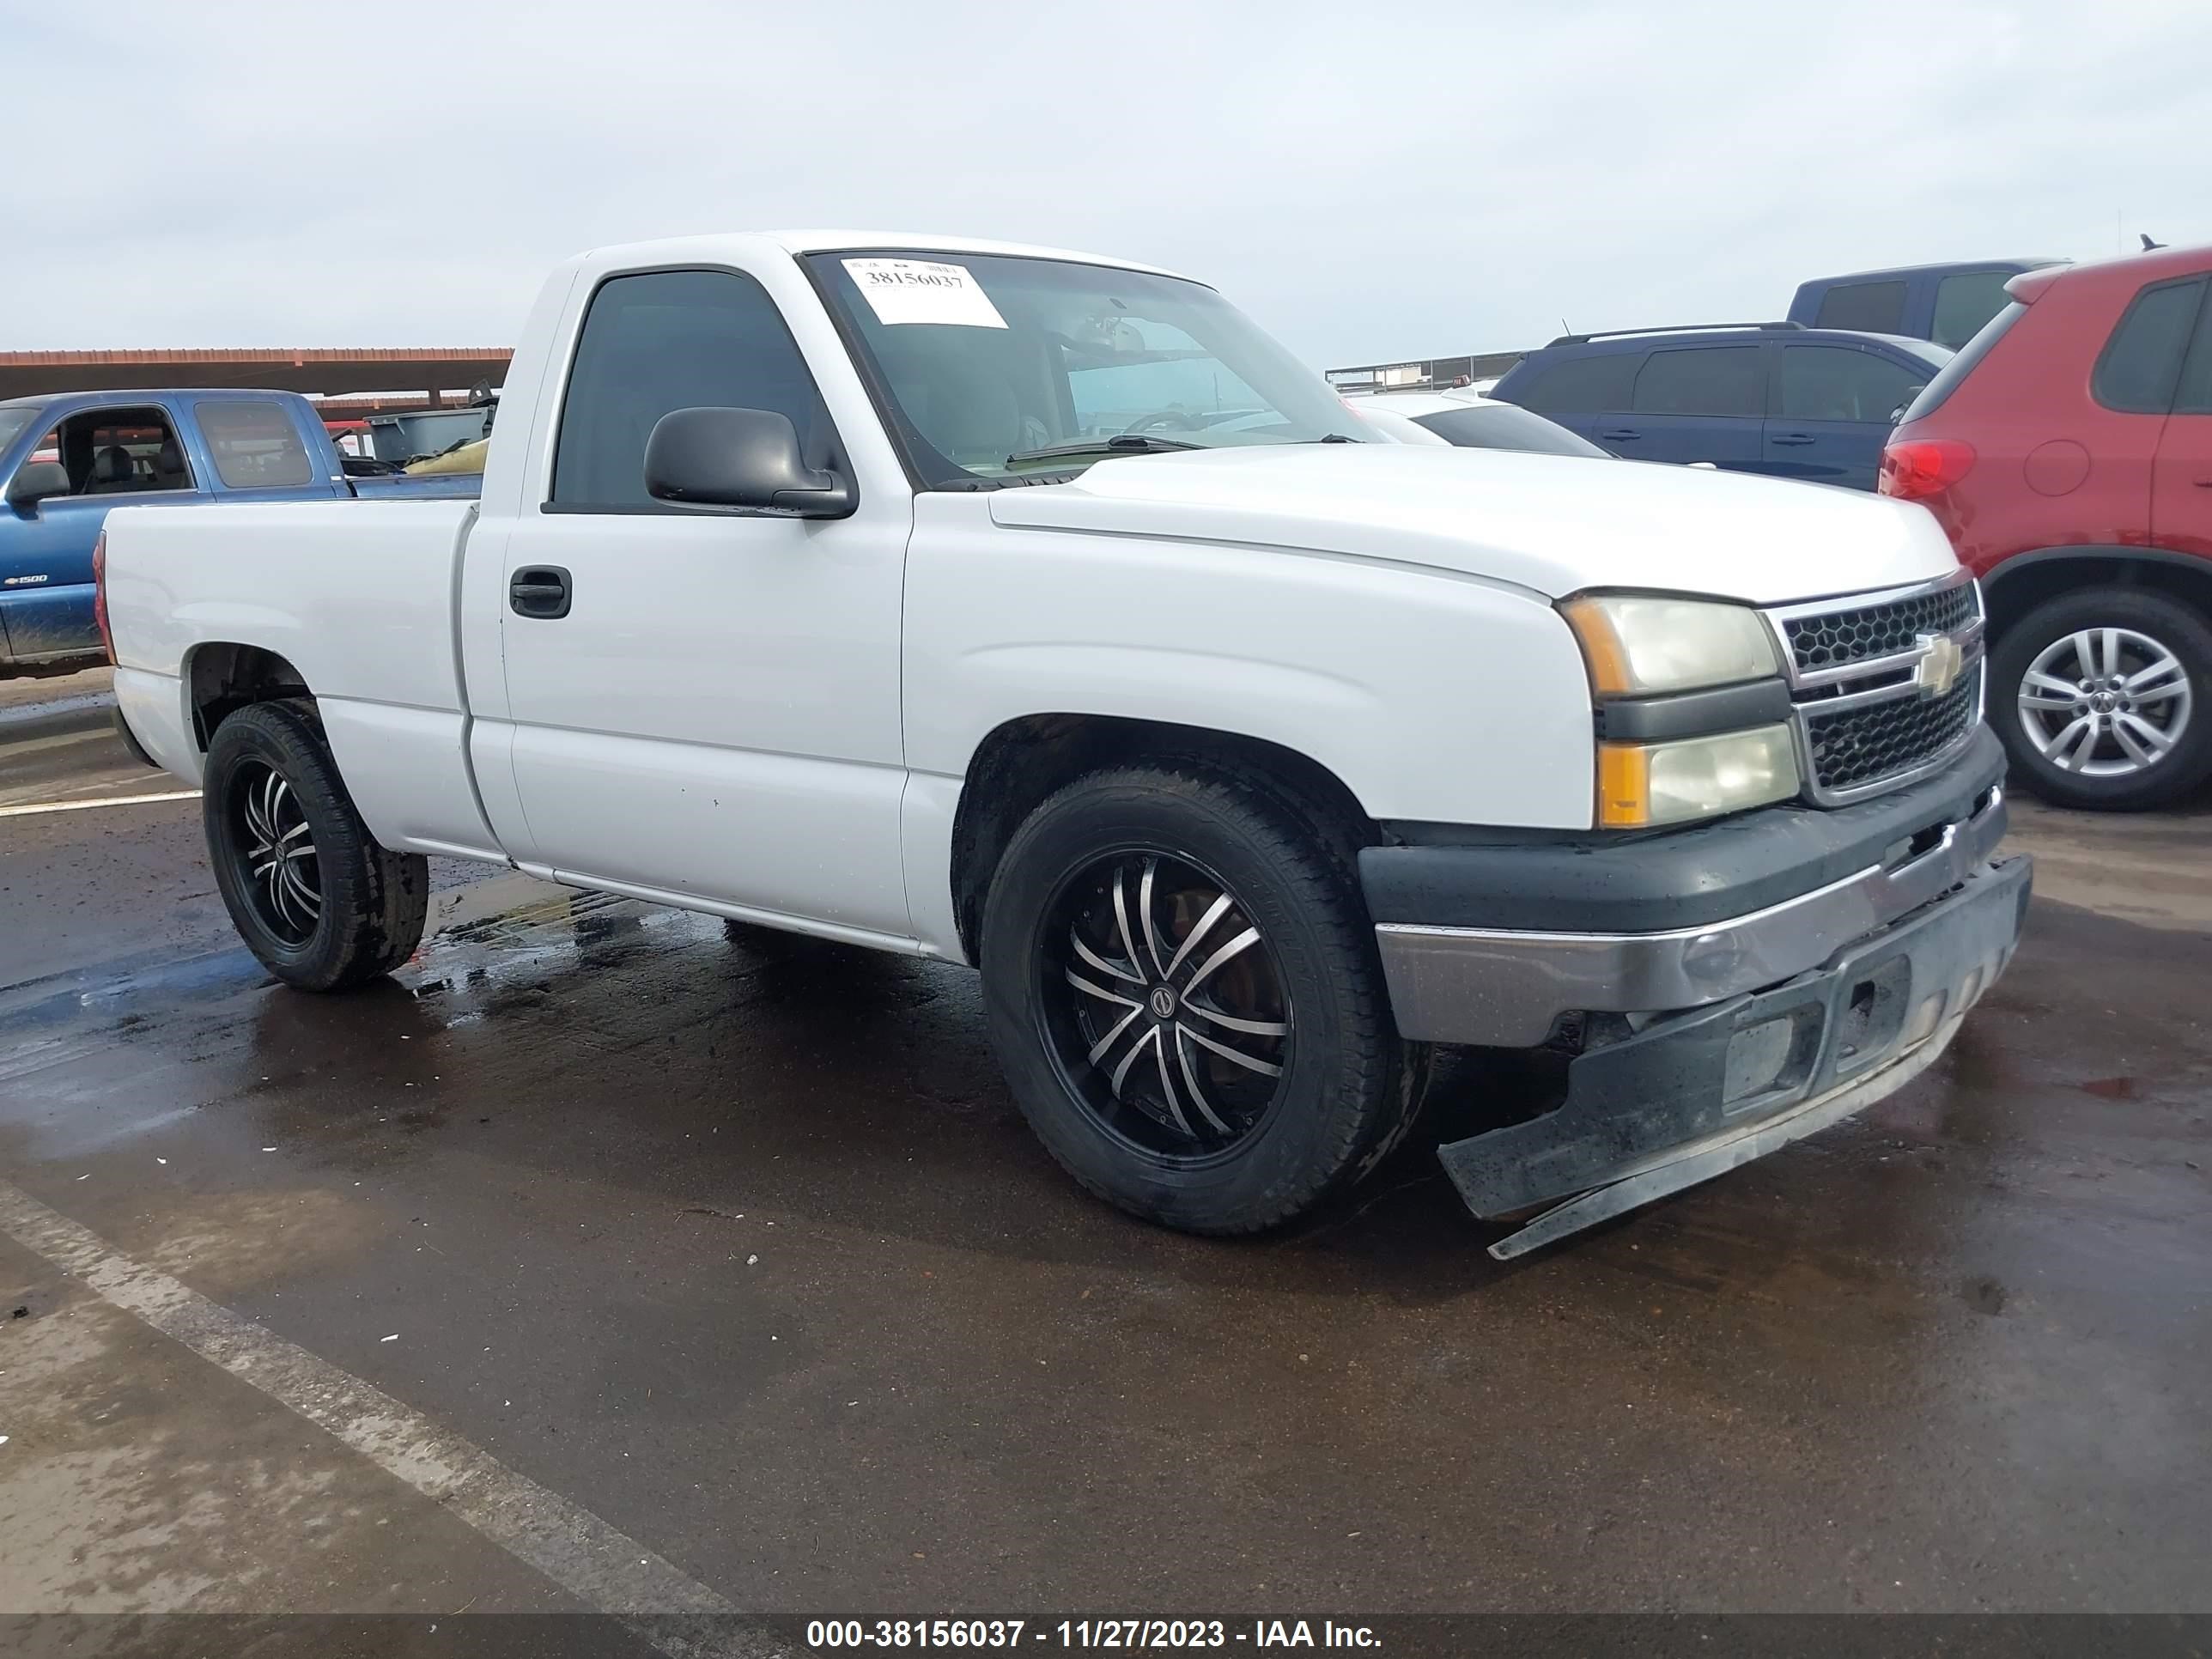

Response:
(204, 700), (428, 990)
(980, 762), (1423, 1235)
(1992, 586), (2212, 810)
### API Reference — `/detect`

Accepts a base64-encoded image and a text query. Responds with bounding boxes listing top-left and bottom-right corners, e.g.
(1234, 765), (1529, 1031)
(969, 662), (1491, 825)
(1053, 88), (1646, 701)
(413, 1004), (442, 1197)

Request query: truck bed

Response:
(104, 496), (499, 860)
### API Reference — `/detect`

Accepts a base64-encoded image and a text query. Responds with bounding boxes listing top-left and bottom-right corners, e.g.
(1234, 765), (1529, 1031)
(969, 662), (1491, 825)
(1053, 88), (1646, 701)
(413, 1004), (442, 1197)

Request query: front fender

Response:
(903, 506), (1595, 831)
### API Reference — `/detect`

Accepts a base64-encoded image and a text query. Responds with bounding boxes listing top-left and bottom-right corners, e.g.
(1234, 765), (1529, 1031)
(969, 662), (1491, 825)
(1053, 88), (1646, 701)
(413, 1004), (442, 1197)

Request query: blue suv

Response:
(1488, 322), (1952, 490)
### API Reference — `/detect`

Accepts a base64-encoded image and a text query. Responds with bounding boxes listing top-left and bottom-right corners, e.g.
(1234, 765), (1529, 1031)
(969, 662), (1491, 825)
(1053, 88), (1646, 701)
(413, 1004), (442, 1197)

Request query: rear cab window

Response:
(1930, 270), (2017, 349)
(1814, 281), (1909, 335)
(196, 400), (316, 489)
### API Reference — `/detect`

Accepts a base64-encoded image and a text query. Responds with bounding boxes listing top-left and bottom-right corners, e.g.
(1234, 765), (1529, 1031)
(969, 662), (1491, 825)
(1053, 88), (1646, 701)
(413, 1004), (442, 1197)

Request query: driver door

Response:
(488, 266), (915, 939)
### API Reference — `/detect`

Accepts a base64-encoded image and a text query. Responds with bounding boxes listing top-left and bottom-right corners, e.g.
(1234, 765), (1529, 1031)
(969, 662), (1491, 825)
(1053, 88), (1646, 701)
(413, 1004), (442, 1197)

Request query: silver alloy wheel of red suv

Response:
(1990, 587), (2212, 810)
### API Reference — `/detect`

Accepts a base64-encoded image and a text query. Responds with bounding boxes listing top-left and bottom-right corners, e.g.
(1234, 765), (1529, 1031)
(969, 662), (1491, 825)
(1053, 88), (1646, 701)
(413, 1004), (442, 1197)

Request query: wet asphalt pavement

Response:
(1, 673), (2208, 1632)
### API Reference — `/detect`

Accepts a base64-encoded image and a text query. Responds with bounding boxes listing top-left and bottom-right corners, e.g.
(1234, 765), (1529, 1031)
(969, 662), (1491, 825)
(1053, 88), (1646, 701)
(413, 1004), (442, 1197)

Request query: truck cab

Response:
(1789, 259), (2066, 349)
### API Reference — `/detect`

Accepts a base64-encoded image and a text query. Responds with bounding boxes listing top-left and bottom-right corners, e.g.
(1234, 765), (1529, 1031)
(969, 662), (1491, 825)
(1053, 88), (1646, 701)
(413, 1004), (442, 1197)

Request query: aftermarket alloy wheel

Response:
(230, 758), (324, 943)
(981, 762), (1425, 1235)
(1052, 848), (1292, 1157)
(203, 699), (428, 990)
(1993, 587), (2212, 811)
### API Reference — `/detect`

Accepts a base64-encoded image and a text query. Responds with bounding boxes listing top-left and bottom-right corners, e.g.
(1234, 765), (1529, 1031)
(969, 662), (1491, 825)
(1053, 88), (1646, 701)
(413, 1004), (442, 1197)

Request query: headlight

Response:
(1562, 594), (1779, 695)
(1598, 726), (1799, 828)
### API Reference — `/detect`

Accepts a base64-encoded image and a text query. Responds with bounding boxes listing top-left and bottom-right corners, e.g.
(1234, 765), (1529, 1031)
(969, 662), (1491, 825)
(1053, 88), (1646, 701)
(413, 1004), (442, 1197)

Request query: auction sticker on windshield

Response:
(843, 258), (1008, 328)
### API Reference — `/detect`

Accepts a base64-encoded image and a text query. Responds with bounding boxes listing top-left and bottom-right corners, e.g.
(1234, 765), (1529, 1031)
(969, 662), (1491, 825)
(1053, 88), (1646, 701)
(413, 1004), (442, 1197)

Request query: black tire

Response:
(980, 761), (1424, 1235)
(1990, 586), (2212, 811)
(203, 699), (428, 991)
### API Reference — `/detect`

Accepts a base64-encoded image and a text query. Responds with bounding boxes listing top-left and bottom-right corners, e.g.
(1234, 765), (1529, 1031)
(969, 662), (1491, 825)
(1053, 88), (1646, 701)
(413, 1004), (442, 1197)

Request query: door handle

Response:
(508, 565), (572, 619)
(1597, 428), (1642, 441)
(1769, 432), (1815, 446)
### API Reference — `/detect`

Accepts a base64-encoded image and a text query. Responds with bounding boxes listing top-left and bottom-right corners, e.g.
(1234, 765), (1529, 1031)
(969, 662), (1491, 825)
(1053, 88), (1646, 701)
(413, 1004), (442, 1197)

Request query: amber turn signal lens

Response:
(1595, 726), (1798, 830)
(1596, 742), (1653, 827)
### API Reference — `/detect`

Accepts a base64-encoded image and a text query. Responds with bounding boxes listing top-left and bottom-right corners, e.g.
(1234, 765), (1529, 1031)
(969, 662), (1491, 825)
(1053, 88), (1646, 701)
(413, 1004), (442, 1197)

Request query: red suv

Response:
(1883, 245), (2212, 809)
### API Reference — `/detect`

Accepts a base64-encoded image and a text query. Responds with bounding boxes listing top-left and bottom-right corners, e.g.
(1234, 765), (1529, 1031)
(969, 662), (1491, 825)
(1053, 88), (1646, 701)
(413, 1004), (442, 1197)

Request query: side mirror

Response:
(6, 461), (70, 510)
(644, 407), (854, 518)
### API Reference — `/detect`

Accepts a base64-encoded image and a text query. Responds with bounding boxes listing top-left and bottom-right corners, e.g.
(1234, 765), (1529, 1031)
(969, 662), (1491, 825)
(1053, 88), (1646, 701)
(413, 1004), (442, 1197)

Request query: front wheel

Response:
(1991, 586), (2212, 811)
(203, 699), (428, 990)
(979, 763), (1424, 1235)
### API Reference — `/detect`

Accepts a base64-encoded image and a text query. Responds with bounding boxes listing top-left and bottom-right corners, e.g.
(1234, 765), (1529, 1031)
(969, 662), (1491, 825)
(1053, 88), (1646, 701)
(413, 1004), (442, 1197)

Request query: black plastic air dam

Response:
(1364, 726), (2006, 934)
(1447, 854), (2032, 1261)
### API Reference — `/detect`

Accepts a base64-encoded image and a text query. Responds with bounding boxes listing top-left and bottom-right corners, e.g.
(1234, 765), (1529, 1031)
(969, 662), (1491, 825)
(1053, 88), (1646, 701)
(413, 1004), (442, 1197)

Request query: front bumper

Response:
(1443, 854), (2029, 1258)
(1358, 732), (2029, 1258)
(1368, 726), (2010, 1048)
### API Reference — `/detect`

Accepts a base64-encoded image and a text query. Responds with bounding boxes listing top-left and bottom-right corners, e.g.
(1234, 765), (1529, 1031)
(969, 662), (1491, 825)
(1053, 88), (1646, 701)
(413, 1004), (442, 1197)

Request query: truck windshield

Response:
(0, 406), (43, 457)
(806, 251), (1362, 486)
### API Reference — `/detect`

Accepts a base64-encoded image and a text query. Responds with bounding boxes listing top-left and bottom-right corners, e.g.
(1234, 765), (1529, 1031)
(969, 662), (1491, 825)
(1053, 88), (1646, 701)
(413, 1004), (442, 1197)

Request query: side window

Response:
(1510, 352), (1639, 415)
(2094, 277), (2207, 415)
(1632, 347), (1765, 417)
(197, 400), (315, 489)
(2173, 287), (2212, 416)
(36, 405), (194, 496)
(1776, 347), (1929, 422)
(1814, 281), (1909, 334)
(1930, 270), (2015, 349)
(551, 268), (835, 509)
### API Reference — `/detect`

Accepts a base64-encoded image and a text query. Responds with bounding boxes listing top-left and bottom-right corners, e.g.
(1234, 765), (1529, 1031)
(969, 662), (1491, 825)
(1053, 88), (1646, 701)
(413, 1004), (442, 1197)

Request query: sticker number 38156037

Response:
(842, 258), (1009, 329)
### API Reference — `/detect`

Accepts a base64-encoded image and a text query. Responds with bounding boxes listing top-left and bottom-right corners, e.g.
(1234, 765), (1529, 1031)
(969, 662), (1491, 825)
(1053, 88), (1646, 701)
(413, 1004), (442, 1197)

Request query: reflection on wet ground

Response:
(1, 717), (2209, 1618)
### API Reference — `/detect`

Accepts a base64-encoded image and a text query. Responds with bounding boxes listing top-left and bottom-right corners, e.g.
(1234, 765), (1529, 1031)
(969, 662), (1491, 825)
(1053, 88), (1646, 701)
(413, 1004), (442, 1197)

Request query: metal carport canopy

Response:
(0, 346), (512, 401)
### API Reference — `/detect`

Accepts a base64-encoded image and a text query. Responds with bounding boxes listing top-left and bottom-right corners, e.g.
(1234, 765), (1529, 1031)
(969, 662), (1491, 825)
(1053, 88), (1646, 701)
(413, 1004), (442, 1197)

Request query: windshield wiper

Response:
(1004, 434), (1201, 465)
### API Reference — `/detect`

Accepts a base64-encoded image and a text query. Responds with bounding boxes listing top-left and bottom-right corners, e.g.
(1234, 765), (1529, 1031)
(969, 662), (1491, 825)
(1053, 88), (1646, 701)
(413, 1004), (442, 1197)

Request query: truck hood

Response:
(985, 444), (1959, 604)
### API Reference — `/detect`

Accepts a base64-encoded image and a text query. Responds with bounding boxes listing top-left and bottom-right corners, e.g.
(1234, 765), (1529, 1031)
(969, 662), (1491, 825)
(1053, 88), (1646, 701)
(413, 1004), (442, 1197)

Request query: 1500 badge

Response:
(2, 573), (49, 586)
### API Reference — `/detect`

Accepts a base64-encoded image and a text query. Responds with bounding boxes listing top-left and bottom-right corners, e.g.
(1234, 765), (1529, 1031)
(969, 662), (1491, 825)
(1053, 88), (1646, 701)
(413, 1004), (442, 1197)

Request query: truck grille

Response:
(1764, 574), (1985, 806)
(1782, 583), (1977, 675)
(1804, 668), (1981, 796)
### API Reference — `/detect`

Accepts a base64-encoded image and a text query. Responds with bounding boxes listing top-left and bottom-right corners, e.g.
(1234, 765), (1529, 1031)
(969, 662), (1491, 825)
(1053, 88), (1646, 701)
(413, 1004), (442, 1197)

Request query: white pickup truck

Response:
(102, 231), (2029, 1257)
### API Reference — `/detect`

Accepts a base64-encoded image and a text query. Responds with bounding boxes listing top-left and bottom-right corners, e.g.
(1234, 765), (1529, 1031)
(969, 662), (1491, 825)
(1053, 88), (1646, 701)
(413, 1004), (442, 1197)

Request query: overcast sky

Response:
(4, 0), (2205, 372)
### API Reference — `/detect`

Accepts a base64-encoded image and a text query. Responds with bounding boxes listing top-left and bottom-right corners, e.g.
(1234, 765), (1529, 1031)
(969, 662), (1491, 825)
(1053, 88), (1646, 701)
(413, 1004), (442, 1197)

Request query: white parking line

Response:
(0, 726), (112, 757)
(0, 789), (200, 818)
(0, 1178), (783, 1656)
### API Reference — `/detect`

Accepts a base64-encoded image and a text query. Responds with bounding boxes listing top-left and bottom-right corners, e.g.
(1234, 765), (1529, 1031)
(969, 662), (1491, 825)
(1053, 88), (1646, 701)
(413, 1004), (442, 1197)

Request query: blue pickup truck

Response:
(0, 388), (478, 675)
(1787, 258), (2064, 349)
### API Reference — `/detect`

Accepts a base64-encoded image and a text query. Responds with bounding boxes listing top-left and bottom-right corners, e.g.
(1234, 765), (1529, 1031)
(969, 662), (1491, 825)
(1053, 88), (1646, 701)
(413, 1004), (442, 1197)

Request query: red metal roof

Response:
(0, 346), (513, 401)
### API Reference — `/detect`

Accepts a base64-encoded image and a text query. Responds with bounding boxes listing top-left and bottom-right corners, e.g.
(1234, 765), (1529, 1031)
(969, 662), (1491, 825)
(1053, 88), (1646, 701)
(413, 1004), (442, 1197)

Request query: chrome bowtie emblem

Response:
(1913, 632), (1964, 699)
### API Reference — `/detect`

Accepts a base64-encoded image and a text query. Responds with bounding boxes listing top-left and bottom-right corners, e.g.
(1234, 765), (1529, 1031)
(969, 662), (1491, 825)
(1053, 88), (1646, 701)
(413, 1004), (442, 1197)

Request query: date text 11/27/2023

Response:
(805, 1620), (1382, 1650)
